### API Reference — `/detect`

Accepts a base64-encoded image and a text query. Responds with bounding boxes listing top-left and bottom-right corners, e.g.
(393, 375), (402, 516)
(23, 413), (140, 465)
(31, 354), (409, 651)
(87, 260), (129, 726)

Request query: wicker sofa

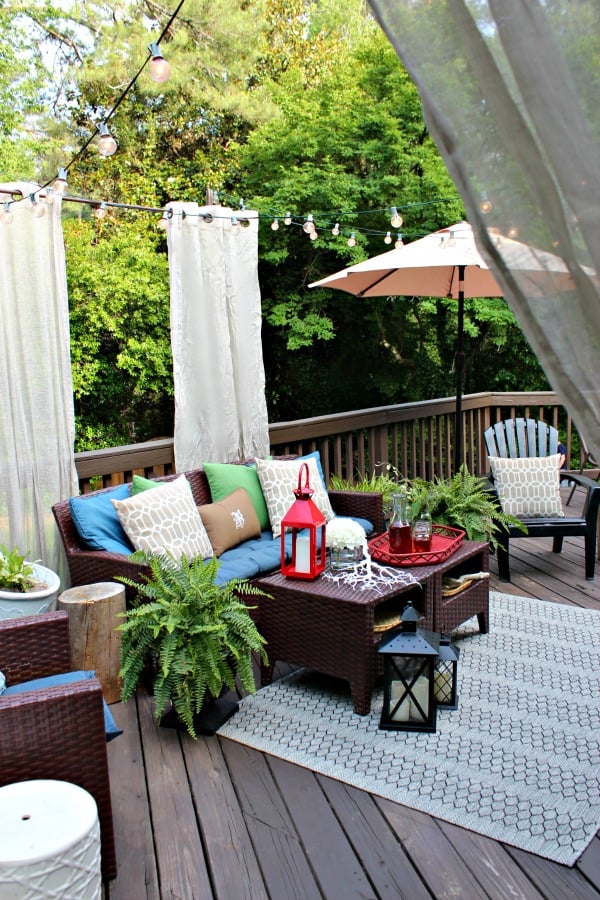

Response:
(0, 611), (117, 884)
(52, 465), (385, 605)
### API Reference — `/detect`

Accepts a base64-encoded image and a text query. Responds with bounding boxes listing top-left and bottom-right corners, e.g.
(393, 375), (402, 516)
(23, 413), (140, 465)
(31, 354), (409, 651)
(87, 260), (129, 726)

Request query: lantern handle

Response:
(293, 462), (314, 498)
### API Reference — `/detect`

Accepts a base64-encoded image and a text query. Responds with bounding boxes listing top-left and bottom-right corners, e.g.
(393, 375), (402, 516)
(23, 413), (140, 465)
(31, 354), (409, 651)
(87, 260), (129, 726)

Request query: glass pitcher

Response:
(388, 492), (413, 554)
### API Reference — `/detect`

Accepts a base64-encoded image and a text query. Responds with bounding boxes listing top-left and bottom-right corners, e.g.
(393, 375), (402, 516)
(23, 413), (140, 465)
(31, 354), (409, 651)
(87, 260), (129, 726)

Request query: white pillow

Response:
(254, 457), (335, 539)
(112, 474), (214, 559)
(489, 454), (565, 518)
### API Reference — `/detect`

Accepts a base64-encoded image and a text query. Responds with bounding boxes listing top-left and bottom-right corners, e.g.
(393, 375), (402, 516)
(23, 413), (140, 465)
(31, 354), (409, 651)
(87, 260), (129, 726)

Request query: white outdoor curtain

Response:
(0, 182), (78, 580)
(368, 0), (600, 460)
(167, 203), (270, 469)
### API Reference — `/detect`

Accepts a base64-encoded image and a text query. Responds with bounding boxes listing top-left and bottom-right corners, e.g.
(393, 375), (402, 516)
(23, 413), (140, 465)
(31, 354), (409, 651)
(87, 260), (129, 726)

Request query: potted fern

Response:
(0, 544), (61, 620)
(117, 551), (268, 738)
(402, 466), (526, 548)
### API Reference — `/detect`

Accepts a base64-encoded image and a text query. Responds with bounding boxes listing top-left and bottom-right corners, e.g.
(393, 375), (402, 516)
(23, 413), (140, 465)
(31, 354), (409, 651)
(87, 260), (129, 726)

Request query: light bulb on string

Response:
(0, 202), (13, 224)
(157, 209), (173, 230)
(395, 234), (404, 248)
(347, 232), (356, 247)
(302, 214), (315, 234)
(479, 193), (492, 214)
(97, 122), (118, 157)
(148, 42), (171, 83)
(447, 230), (456, 247)
(507, 226), (519, 239)
(384, 231), (392, 245)
(54, 168), (68, 195)
(390, 206), (403, 228)
(231, 215), (240, 231)
(331, 222), (340, 236)
(271, 218), (279, 231)
(284, 211), (292, 225)
(94, 202), (107, 220)
(30, 193), (45, 218)
(309, 229), (318, 241)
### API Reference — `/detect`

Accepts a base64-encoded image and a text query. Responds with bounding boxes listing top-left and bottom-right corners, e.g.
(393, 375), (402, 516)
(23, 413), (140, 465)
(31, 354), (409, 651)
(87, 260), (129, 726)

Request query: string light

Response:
(284, 212), (292, 225)
(507, 226), (519, 238)
(157, 209), (173, 229)
(331, 222), (340, 236)
(395, 234), (404, 248)
(309, 229), (318, 241)
(30, 193), (45, 218)
(302, 214), (315, 234)
(94, 202), (107, 219)
(97, 123), (118, 157)
(0, 202), (13, 224)
(148, 42), (171, 83)
(479, 193), (493, 214)
(271, 218), (279, 231)
(347, 232), (356, 247)
(54, 168), (68, 195)
(384, 231), (392, 244)
(231, 215), (240, 229)
(447, 229), (456, 247)
(390, 206), (403, 228)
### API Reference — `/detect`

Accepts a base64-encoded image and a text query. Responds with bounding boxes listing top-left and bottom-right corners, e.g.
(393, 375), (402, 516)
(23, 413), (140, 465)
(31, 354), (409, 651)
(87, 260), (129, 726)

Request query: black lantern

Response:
(280, 462), (327, 580)
(434, 634), (459, 710)
(378, 602), (439, 732)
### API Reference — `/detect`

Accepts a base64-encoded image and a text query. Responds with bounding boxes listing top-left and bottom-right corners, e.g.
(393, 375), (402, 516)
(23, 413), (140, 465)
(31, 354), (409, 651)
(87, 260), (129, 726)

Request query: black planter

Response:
(159, 696), (239, 736)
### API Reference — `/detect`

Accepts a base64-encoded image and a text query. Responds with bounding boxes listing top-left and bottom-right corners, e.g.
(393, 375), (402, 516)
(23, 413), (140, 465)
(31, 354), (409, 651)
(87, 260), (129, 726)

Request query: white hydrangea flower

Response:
(325, 517), (367, 551)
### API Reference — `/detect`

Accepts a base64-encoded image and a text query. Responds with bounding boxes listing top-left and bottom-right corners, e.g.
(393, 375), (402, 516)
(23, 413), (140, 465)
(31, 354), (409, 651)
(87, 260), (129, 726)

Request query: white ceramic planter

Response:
(0, 564), (61, 620)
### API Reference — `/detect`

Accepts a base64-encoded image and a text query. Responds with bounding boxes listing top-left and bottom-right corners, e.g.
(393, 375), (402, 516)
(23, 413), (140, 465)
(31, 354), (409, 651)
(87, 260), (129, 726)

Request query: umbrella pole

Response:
(453, 266), (465, 474)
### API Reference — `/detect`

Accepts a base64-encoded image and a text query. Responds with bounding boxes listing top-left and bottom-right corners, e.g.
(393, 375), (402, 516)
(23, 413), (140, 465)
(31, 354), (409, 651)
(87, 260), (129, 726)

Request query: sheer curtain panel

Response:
(0, 183), (78, 580)
(167, 204), (270, 470)
(368, 0), (600, 460)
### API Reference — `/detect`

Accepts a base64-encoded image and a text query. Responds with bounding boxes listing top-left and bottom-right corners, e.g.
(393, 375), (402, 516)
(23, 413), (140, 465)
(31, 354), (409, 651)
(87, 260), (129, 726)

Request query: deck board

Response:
(105, 491), (600, 899)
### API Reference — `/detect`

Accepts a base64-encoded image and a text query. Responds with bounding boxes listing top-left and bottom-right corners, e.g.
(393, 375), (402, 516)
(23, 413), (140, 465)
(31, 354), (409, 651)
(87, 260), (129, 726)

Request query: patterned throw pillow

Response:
(254, 456), (335, 539)
(112, 474), (213, 559)
(198, 488), (261, 556)
(488, 454), (565, 518)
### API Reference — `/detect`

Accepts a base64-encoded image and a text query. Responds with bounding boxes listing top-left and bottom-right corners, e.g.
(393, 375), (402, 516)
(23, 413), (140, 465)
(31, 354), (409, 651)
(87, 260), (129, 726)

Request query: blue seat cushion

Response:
(70, 484), (134, 555)
(3, 670), (123, 742)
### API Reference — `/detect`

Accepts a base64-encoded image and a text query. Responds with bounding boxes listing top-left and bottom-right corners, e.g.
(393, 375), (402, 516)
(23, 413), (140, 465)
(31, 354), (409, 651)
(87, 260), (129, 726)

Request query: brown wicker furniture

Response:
(0, 611), (117, 884)
(255, 540), (489, 715)
(52, 466), (385, 605)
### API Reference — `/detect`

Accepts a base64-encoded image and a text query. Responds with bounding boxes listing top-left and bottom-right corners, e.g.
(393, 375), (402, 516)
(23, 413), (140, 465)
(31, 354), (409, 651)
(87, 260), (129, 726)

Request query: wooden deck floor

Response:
(105, 489), (600, 899)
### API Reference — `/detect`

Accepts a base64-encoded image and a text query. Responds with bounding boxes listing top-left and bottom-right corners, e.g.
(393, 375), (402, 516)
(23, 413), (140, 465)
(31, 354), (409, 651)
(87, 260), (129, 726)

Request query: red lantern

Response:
(280, 462), (327, 580)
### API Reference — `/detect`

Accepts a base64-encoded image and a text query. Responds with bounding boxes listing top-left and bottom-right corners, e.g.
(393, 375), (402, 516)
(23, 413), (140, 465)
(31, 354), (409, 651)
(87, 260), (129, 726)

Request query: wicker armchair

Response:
(0, 611), (117, 884)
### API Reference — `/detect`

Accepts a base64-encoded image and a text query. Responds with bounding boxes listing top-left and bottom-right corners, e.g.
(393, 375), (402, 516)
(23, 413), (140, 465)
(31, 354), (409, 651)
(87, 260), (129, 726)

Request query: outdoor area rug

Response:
(220, 592), (600, 866)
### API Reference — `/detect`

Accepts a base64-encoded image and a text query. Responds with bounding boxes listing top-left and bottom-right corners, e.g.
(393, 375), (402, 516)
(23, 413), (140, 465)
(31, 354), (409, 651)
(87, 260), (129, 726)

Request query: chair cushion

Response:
(2, 670), (123, 742)
(489, 453), (565, 517)
(131, 473), (162, 494)
(203, 462), (270, 530)
(254, 456), (335, 539)
(69, 484), (134, 555)
(112, 474), (214, 559)
(198, 488), (261, 556)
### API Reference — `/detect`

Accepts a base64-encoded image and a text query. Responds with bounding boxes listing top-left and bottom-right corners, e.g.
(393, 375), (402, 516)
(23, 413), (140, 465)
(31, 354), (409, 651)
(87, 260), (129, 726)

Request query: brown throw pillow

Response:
(198, 488), (262, 556)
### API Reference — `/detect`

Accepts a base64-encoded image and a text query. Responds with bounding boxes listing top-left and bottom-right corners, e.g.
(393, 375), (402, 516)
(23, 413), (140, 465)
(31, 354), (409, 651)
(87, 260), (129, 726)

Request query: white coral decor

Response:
(325, 517), (367, 551)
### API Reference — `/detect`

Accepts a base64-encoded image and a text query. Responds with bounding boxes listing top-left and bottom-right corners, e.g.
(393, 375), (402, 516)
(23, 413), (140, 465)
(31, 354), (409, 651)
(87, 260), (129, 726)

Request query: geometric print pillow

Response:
(254, 456), (335, 539)
(488, 454), (565, 518)
(112, 474), (214, 559)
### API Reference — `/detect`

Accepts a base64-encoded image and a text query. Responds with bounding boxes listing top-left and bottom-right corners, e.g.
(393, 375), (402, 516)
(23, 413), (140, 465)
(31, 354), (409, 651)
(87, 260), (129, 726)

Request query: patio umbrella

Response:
(309, 221), (585, 472)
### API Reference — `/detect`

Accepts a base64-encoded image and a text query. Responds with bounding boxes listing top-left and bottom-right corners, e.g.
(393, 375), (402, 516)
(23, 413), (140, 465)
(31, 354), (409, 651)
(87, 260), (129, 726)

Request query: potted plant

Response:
(329, 465), (401, 525)
(0, 545), (61, 620)
(117, 551), (269, 738)
(401, 466), (526, 548)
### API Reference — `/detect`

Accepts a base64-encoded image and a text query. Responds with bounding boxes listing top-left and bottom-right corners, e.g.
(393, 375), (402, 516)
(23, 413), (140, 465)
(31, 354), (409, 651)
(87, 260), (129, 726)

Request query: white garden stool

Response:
(0, 780), (101, 899)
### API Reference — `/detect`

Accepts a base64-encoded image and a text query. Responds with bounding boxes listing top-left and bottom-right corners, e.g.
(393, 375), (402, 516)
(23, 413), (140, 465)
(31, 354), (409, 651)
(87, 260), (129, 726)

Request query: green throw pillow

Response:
(203, 462), (270, 531)
(131, 474), (161, 494)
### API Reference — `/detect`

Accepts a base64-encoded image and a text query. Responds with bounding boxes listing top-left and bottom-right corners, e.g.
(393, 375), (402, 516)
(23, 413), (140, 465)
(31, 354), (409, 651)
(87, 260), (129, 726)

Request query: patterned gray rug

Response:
(220, 592), (599, 866)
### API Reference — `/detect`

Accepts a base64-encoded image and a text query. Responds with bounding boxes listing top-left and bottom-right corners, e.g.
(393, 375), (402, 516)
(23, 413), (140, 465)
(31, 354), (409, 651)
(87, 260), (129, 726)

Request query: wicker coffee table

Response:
(255, 540), (488, 715)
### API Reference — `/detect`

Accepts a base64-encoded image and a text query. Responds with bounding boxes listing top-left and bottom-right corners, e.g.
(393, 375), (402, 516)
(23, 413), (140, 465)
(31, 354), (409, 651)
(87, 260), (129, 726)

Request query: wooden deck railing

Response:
(74, 391), (578, 493)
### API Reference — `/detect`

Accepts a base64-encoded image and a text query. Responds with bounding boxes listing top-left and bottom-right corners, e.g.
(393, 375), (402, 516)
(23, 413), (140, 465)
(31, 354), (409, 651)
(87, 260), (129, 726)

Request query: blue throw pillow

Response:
(3, 670), (123, 742)
(69, 484), (134, 555)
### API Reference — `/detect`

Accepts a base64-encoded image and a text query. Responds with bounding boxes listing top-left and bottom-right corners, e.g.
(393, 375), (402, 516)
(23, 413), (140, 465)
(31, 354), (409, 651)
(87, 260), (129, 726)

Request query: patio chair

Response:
(0, 611), (117, 884)
(484, 418), (600, 581)
(566, 435), (600, 506)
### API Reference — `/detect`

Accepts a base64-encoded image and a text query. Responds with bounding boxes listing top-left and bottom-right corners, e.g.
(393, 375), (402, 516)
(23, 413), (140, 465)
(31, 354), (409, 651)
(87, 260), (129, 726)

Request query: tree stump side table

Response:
(58, 582), (125, 703)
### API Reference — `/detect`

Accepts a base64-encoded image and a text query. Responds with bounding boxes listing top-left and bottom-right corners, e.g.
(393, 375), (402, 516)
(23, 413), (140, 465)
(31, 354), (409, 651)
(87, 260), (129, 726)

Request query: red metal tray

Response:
(368, 524), (465, 567)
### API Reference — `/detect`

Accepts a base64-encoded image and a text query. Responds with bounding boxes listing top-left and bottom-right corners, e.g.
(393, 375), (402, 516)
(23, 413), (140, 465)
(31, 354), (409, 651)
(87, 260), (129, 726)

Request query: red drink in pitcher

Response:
(388, 522), (413, 554)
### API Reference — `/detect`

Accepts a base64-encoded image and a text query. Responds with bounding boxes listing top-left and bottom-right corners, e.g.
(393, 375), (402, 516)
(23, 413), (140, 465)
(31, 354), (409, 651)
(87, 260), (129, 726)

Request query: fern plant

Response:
(117, 551), (268, 738)
(402, 466), (527, 548)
